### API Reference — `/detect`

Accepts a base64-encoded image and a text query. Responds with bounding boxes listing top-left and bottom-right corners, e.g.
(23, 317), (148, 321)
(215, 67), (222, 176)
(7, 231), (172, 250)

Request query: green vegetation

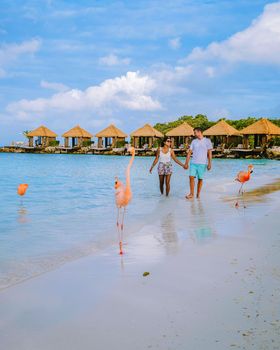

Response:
(82, 140), (92, 147)
(269, 136), (280, 146)
(154, 114), (213, 133)
(154, 115), (280, 133)
(49, 140), (60, 147)
(23, 130), (31, 138)
(153, 138), (161, 148)
(115, 140), (126, 148)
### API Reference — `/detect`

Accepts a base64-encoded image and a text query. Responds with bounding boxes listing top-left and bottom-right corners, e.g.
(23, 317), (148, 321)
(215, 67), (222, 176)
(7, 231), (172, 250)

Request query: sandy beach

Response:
(1, 177), (280, 350)
(1, 2), (280, 349)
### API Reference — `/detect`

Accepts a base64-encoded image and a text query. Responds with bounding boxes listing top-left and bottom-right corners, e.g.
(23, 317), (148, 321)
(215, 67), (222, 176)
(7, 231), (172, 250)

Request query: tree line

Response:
(154, 114), (280, 134)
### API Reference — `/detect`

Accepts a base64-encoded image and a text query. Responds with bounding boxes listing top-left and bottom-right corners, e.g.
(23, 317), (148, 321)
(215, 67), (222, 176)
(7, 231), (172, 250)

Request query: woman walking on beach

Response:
(150, 137), (185, 196)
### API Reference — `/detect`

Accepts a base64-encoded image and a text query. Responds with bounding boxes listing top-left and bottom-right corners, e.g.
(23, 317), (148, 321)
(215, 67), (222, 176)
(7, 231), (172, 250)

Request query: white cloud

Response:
(99, 54), (131, 66)
(186, 2), (280, 65)
(40, 80), (69, 92)
(211, 108), (230, 119)
(50, 6), (105, 18)
(48, 39), (86, 52)
(205, 66), (215, 78)
(0, 39), (41, 77)
(6, 71), (162, 121)
(168, 37), (181, 50)
(0, 68), (6, 78)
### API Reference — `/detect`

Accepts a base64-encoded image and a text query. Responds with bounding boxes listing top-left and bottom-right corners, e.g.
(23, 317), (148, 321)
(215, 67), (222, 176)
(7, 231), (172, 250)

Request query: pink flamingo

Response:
(235, 164), (254, 208)
(17, 184), (28, 196)
(115, 147), (135, 254)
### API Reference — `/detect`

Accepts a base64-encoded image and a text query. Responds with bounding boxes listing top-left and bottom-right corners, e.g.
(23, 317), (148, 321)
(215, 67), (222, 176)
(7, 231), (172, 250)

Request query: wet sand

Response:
(0, 182), (280, 350)
(223, 178), (280, 205)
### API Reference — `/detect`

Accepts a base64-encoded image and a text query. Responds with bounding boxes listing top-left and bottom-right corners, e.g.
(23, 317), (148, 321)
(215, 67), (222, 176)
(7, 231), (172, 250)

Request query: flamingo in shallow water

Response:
(235, 164), (253, 208)
(115, 147), (135, 254)
(17, 184), (28, 196)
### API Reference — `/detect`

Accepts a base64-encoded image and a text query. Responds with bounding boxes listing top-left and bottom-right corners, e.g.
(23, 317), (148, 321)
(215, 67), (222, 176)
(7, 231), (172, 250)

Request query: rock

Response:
(44, 146), (56, 153)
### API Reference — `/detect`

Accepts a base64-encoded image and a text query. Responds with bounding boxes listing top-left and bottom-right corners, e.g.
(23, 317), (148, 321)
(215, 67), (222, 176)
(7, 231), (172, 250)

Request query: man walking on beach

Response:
(184, 127), (212, 199)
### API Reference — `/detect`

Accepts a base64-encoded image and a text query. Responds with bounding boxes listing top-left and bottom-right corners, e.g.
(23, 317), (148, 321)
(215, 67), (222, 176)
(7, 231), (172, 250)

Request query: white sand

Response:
(0, 191), (280, 350)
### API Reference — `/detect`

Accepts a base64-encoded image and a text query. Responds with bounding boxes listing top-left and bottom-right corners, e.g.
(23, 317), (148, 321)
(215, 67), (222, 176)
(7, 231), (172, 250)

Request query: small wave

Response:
(0, 243), (101, 291)
(222, 178), (280, 204)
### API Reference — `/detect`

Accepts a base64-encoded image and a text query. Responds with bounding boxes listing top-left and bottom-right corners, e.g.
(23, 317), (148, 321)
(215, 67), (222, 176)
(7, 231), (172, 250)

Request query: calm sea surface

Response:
(0, 153), (279, 289)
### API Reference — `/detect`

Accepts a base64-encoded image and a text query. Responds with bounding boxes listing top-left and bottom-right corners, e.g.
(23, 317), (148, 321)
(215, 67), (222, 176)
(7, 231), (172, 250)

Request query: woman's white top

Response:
(159, 148), (171, 163)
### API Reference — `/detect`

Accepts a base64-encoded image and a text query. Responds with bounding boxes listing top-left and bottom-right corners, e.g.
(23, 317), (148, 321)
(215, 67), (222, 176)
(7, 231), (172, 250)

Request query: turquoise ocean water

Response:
(0, 153), (279, 289)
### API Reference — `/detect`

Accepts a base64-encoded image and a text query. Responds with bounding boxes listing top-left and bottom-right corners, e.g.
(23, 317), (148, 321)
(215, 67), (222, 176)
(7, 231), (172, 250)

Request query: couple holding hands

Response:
(149, 127), (213, 199)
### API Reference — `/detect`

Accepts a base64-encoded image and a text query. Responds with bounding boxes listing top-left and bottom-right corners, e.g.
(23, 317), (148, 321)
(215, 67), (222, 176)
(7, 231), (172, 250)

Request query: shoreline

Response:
(1, 146), (279, 159)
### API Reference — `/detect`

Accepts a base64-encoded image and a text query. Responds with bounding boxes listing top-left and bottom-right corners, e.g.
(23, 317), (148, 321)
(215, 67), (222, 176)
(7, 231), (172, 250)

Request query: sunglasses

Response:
(166, 140), (171, 143)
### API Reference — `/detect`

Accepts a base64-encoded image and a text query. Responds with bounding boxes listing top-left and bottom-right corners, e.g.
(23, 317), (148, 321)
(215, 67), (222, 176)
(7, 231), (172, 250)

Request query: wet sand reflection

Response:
(189, 200), (216, 244)
(17, 205), (29, 224)
(160, 212), (179, 254)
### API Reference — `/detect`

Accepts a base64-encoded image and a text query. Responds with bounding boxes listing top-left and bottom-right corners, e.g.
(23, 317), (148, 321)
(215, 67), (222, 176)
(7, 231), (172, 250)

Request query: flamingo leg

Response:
(119, 208), (126, 255)
(235, 183), (247, 209)
(116, 207), (122, 254)
(116, 208), (120, 228)
(241, 186), (246, 209)
(116, 207), (125, 255)
(238, 183), (244, 195)
(235, 183), (244, 209)
(121, 207), (125, 231)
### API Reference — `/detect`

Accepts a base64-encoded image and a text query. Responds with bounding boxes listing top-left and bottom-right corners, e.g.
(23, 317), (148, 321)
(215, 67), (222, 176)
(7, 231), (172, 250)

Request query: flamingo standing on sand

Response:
(235, 164), (253, 208)
(114, 147), (135, 255)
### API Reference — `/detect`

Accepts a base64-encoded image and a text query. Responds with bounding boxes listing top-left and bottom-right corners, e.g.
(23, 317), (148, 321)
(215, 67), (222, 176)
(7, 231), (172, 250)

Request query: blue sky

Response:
(0, 0), (280, 144)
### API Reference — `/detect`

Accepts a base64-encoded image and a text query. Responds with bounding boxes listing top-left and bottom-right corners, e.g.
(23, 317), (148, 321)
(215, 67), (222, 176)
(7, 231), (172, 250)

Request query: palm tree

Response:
(23, 130), (31, 138)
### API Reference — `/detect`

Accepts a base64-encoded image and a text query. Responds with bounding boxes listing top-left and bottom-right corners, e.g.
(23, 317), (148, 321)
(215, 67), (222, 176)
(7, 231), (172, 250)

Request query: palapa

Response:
(95, 124), (127, 138)
(62, 125), (93, 138)
(240, 118), (280, 135)
(166, 122), (194, 137)
(130, 123), (163, 138)
(27, 125), (57, 137)
(204, 120), (240, 136)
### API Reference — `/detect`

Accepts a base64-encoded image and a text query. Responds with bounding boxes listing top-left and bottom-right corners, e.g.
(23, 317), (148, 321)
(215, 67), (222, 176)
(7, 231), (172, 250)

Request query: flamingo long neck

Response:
(125, 151), (135, 192)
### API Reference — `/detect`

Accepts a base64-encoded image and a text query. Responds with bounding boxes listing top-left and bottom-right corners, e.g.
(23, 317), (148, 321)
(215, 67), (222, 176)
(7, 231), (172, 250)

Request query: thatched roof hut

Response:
(130, 123), (163, 148)
(240, 118), (280, 135)
(166, 122), (194, 148)
(240, 118), (280, 149)
(131, 123), (163, 138)
(95, 124), (127, 138)
(166, 122), (194, 137)
(95, 124), (127, 148)
(203, 120), (241, 148)
(62, 125), (93, 148)
(204, 120), (240, 136)
(27, 125), (57, 147)
(27, 125), (57, 138)
(62, 125), (93, 138)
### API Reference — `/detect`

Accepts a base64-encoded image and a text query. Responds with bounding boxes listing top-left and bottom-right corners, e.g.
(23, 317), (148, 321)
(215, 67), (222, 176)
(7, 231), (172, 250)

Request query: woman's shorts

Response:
(158, 162), (173, 175)
(189, 163), (207, 180)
